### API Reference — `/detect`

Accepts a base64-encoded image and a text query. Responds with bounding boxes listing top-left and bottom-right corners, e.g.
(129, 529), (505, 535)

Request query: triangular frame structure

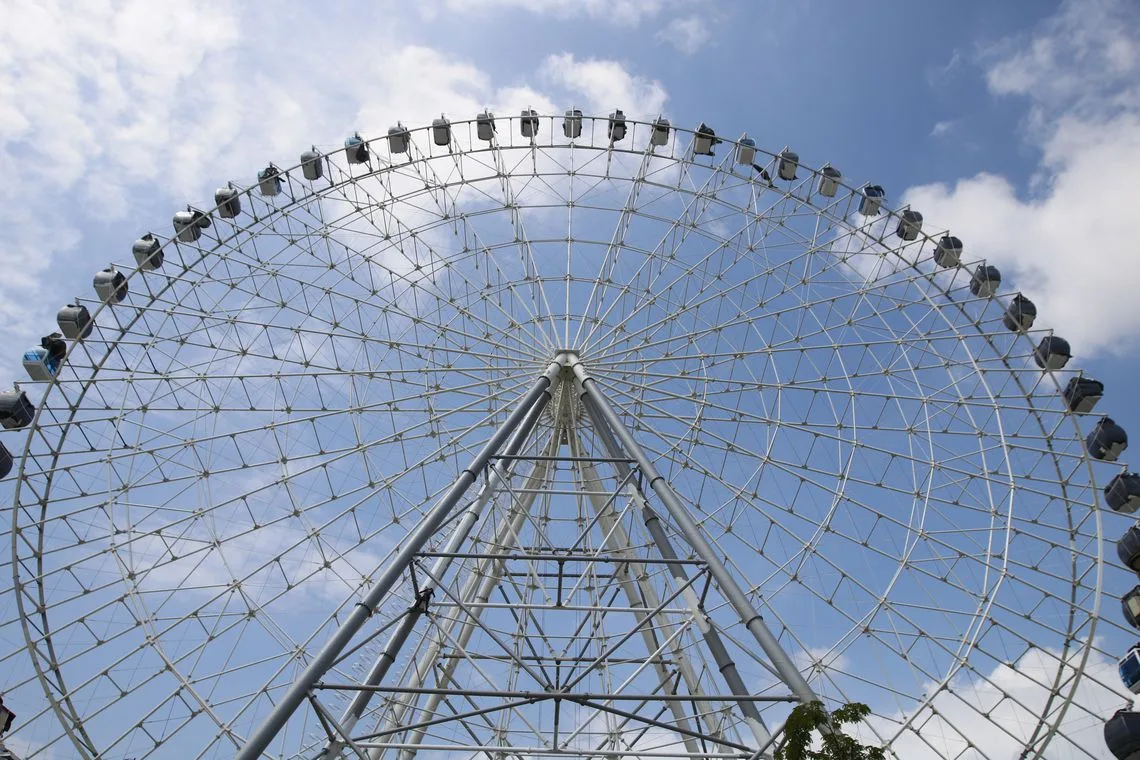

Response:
(236, 354), (821, 760)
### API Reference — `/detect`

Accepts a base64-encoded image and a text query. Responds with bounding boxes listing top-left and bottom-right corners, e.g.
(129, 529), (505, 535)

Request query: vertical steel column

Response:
(569, 426), (706, 756)
(579, 391), (771, 749)
(235, 360), (563, 760)
(320, 388), (554, 759)
(571, 358), (821, 711)
(377, 425), (564, 760)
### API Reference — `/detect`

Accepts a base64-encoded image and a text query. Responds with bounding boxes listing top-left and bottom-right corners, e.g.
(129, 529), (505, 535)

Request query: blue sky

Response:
(3, 0), (1136, 429)
(2, 1), (1140, 758)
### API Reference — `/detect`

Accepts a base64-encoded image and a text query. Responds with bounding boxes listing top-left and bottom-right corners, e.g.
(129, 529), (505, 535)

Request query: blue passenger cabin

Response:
(1034, 336), (1070, 370)
(1088, 417), (1129, 462)
(563, 109), (583, 139)
(0, 390), (34, 430)
(818, 165), (841, 198)
(93, 266), (128, 303)
(860, 185), (885, 216)
(57, 303), (92, 340)
(1106, 708), (1140, 760)
(345, 133), (369, 164)
(1063, 376), (1103, 413)
(24, 333), (66, 382)
(970, 264), (1001, 297)
(1108, 473), (1140, 514)
(1122, 646), (1140, 693)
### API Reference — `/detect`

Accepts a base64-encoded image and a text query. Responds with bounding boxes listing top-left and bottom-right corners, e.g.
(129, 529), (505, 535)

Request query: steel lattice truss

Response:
(0, 114), (1133, 760)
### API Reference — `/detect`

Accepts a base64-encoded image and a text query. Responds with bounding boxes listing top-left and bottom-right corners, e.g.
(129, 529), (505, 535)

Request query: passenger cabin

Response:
(818, 165), (841, 198)
(934, 235), (963, 268)
(896, 210), (923, 241)
(608, 110), (627, 142)
(173, 209), (210, 243)
(1108, 473), (1140, 514)
(1106, 708), (1140, 760)
(24, 333), (66, 382)
(432, 115), (451, 146)
(563, 109), (583, 139)
(93, 267), (128, 303)
(970, 264), (1001, 297)
(694, 123), (718, 156)
(345, 133), (370, 164)
(1119, 526), (1140, 570)
(0, 390), (34, 430)
(520, 109), (539, 138)
(57, 303), (92, 340)
(860, 185), (885, 216)
(301, 148), (324, 180)
(133, 233), (163, 270)
(650, 117), (670, 146)
(477, 111), (496, 141)
(258, 165), (282, 197)
(1125, 586), (1140, 629)
(215, 185), (241, 219)
(388, 123), (410, 154)
(1122, 646), (1140, 694)
(736, 135), (756, 166)
(1003, 294), (1036, 332)
(1063, 376), (1104, 413)
(1088, 417), (1129, 462)
(1034, 336), (1071, 370)
(0, 440), (11, 480)
(778, 150), (798, 181)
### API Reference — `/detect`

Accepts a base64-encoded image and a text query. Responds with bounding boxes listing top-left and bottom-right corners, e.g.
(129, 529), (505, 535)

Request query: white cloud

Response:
(655, 15), (712, 56)
(929, 119), (957, 138)
(904, 0), (1140, 357)
(540, 53), (669, 119)
(437, 0), (671, 25)
(0, 1), (671, 379)
(862, 644), (1131, 759)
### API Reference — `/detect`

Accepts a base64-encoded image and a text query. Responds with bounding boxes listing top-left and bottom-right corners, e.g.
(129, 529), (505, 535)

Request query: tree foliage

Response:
(774, 701), (887, 760)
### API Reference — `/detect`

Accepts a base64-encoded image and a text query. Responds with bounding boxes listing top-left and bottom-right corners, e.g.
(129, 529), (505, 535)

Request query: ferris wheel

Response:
(1, 110), (1138, 760)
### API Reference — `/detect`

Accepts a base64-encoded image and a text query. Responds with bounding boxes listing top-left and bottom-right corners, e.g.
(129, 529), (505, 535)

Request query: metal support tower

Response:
(236, 354), (819, 760)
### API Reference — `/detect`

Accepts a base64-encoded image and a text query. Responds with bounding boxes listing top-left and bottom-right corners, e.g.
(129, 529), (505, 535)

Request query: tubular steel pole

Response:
(235, 360), (563, 760)
(320, 386), (554, 759)
(571, 358), (822, 710)
(579, 391), (770, 749)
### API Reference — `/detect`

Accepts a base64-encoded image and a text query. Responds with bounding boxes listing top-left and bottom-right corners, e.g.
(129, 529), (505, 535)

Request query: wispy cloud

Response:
(655, 15), (712, 56)
(905, 0), (1140, 356)
(929, 119), (957, 138)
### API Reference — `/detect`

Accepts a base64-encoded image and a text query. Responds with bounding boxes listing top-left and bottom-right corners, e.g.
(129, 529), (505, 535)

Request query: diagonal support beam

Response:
(319, 381), (555, 759)
(235, 359), (565, 760)
(570, 357), (822, 717)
